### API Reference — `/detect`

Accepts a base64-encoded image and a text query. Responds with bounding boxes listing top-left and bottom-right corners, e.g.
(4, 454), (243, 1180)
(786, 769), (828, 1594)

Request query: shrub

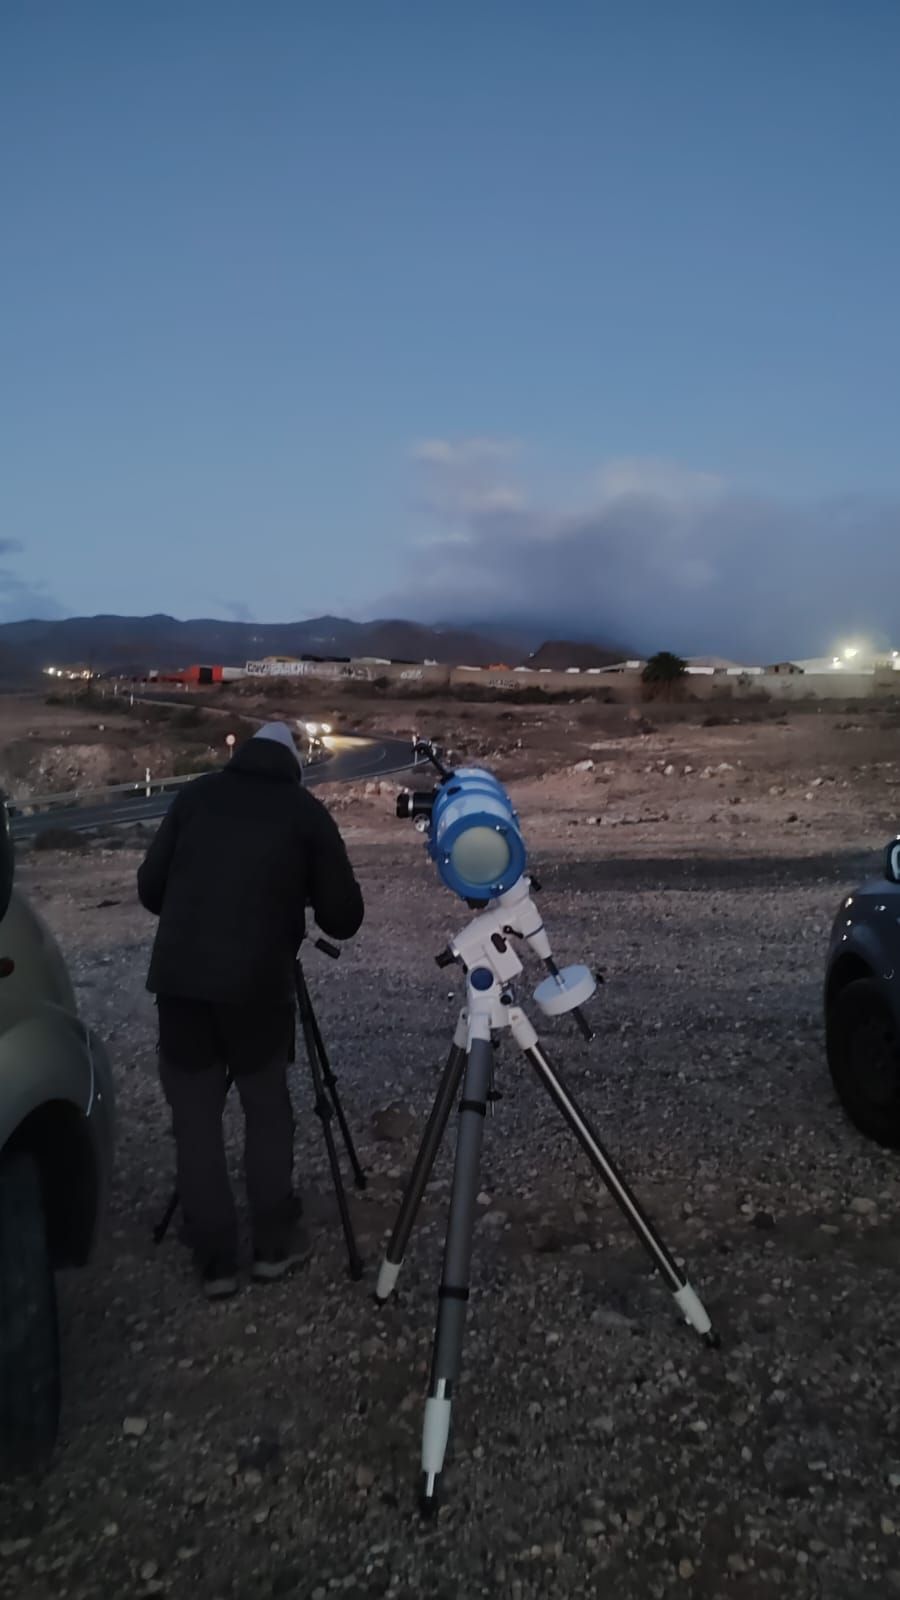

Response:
(32, 827), (89, 853)
(642, 652), (688, 697)
(171, 706), (206, 730)
(172, 750), (220, 778)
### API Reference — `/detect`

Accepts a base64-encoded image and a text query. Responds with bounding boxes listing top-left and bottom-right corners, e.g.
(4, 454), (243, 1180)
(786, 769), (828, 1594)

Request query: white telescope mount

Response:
(374, 876), (717, 1513)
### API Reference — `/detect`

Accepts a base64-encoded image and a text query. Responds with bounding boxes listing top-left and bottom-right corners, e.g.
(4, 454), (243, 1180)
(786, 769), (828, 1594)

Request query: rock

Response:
(123, 1416), (148, 1438)
(786, 812), (799, 823)
(752, 1211), (776, 1231)
(572, 760), (595, 773)
(355, 1464), (375, 1490)
(663, 764), (676, 777)
(140, 1561), (159, 1581)
(590, 1306), (635, 1331)
(480, 1209), (508, 1229)
(0, 1538), (30, 1556)
(727, 1554), (749, 1573)
(850, 1197), (877, 1216)
(371, 1104), (416, 1142)
(678, 1558), (695, 1579)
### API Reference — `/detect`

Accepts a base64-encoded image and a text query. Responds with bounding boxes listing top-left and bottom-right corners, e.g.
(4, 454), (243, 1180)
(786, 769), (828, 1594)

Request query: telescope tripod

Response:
(153, 948), (366, 1280)
(374, 881), (717, 1513)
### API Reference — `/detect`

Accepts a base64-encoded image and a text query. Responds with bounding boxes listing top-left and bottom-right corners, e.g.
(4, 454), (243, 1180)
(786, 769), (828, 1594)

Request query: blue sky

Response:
(2, 1), (899, 653)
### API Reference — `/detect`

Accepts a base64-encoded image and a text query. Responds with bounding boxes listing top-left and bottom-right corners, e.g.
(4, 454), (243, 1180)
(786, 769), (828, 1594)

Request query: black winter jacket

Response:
(137, 739), (364, 1003)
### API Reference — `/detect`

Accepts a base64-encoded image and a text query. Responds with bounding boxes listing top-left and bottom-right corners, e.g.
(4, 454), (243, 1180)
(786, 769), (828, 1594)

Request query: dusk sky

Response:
(2, 2), (899, 656)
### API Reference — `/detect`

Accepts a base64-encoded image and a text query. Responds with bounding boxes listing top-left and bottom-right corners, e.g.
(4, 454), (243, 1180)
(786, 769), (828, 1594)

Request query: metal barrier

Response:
(9, 747), (332, 817)
(8, 769), (215, 817)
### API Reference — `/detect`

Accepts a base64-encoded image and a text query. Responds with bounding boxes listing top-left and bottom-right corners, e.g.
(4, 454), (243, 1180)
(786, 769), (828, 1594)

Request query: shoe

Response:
(251, 1227), (313, 1283)
(201, 1257), (239, 1300)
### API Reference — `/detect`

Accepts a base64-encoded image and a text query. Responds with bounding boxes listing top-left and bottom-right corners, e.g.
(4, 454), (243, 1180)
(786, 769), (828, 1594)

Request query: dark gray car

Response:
(825, 836), (900, 1148)
(0, 805), (114, 1473)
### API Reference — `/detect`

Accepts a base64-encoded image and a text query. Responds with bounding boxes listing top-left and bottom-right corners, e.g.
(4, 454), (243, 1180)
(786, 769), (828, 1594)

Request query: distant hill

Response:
(526, 639), (633, 670)
(0, 613), (528, 680)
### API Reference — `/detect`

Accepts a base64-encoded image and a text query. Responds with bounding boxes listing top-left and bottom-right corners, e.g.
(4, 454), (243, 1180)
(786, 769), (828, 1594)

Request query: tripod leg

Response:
(152, 1186), (180, 1245)
(297, 986), (365, 1280)
(375, 1013), (468, 1303)
(298, 968), (367, 1190)
(520, 1029), (716, 1344)
(420, 1034), (493, 1514)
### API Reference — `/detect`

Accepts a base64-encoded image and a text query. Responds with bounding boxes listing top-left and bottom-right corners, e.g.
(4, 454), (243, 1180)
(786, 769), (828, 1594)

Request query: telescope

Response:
(387, 738), (717, 1514)
(397, 740), (527, 905)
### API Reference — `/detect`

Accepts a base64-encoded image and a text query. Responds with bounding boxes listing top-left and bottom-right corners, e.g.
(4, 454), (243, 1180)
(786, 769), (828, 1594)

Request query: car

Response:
(825, 836), (900, 1148)
(0, 803), (114, 1474)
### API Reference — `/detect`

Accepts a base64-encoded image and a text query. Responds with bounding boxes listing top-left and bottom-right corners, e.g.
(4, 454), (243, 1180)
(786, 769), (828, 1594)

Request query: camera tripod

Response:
(153, 942), (366, 1279)
(374, 878), (717, 1512)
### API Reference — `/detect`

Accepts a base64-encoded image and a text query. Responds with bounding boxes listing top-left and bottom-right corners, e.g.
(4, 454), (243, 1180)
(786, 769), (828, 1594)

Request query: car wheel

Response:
(827, 977), (900, 1149)
(0, 1149), (61, 1474)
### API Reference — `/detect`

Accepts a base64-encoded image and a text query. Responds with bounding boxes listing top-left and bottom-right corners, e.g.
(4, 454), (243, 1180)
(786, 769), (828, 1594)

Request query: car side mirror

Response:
(0, 803), (14, 922)
(886, 838), (900, 885)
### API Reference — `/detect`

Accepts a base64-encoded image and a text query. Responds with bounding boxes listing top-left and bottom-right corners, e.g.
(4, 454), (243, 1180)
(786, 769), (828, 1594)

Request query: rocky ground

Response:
(1, 711), (900, 1599)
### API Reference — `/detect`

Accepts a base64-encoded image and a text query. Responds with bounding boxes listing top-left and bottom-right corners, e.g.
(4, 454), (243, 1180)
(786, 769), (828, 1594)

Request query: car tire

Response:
(0, 1149), (61, 1475)
(827, 977), (900, 1149)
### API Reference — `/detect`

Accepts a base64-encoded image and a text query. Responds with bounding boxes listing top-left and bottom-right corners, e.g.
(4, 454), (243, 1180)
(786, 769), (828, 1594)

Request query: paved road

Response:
(11, 736), (417, 841)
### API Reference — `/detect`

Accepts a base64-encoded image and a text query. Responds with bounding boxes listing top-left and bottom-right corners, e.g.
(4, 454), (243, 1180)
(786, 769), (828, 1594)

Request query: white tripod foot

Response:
(375, 1258), (402, 1302)
(421, 1383), (452, 1512)
(674, 1281), (714, 1338)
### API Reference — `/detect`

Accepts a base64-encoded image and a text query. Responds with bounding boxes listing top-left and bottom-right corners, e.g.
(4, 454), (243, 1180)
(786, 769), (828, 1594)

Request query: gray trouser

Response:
(159, 1058), (296, 1261)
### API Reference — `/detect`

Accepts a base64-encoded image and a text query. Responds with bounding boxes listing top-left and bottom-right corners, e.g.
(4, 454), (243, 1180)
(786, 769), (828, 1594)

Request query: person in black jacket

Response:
(138, 721), (363, 1299)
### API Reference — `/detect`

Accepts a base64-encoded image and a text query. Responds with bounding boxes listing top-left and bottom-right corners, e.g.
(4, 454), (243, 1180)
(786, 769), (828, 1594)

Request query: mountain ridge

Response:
(0, 612), (634, 681)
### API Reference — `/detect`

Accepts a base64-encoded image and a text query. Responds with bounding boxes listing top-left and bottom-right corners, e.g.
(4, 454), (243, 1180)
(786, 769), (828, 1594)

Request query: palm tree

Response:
(642, 651), (688, 700)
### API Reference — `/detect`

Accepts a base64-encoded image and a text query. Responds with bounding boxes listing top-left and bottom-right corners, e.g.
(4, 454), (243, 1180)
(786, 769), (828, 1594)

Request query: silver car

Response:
(0, 804), (114, 1474)
(825, 836), (900, 1148)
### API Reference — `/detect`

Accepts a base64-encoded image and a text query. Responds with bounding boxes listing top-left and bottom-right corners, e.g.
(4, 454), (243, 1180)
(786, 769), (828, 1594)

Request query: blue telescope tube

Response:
(428, 767), (527, 900)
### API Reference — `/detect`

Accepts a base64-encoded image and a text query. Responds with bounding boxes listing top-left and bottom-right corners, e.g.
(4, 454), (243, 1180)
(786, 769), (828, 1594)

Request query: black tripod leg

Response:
(297, 984), (365, 1280)
(523, 1037), (717, 1344)
(375, 1013), (468, 1303)
(420, 1034), (493, 1515)
(152, 1187), (180, 1245)
(299, 970), (366, 1189)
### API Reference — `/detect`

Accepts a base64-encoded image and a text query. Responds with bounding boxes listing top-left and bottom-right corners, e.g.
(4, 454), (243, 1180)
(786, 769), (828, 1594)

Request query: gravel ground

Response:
(2, 731), (900, 1600)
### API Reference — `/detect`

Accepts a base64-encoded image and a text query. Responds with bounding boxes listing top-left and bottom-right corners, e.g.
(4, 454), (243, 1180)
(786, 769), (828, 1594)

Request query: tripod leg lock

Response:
(674, 1281), (713, 1337)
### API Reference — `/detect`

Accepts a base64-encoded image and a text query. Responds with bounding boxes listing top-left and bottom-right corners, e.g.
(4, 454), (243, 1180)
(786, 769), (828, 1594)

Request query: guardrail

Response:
(8, 746), (333, 817)
(8, 769), (213, 817)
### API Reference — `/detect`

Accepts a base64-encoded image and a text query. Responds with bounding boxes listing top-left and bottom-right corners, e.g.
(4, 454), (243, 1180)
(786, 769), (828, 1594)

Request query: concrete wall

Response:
(243, 659), (899, 701)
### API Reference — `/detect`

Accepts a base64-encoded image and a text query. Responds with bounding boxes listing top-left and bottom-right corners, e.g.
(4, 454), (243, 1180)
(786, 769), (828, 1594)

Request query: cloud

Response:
(411, 436), (527, 520)
(221, 599), (255, 623)
(385, 442), (900, 660)
(412, 437), (519, 467)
